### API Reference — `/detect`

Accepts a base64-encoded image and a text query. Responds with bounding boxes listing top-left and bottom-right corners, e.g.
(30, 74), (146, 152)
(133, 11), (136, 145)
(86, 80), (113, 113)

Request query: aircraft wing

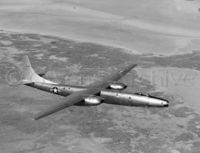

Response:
(89, 63), (137, 88)
(34, 63), (137, 120)
(34, 89), (99, 120)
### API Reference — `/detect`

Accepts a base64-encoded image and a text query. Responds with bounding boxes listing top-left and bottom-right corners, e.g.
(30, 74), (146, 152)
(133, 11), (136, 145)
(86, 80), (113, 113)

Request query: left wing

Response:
(89, 63), (137, 88)
(34, 63), (137, 120)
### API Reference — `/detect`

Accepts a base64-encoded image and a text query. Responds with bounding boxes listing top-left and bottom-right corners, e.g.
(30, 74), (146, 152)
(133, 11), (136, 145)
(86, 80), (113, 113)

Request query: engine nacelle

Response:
(84, 96), (104, 106)
(108, 83), (127, 90)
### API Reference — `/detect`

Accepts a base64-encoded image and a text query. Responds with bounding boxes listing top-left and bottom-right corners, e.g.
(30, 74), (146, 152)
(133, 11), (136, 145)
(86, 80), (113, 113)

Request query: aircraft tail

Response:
(21, 55), (57, 84)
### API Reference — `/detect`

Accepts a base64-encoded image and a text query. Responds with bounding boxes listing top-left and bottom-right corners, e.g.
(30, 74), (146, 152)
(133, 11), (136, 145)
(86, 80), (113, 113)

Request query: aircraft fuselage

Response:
(26, 82), (169, 107)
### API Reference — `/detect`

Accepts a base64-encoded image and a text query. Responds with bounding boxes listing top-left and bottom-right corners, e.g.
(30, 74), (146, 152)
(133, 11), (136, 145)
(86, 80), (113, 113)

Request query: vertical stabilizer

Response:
(22, 55), (57, 84)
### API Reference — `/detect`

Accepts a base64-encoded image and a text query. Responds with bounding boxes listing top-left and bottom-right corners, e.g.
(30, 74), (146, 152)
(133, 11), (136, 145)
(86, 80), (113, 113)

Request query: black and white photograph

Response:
(0, 0), (200, 152)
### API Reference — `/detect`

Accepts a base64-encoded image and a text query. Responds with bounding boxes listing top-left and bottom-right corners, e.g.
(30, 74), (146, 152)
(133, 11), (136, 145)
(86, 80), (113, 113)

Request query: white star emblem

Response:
(52, 87), (59, 93)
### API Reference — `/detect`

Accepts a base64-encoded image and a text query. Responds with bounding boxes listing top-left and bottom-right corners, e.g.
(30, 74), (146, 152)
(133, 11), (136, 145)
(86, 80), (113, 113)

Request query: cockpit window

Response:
(135, 92), (147, 96)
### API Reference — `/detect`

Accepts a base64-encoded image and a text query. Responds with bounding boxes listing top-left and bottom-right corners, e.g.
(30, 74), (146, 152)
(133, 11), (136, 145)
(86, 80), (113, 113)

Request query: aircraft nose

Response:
(163, 100), (169, 107)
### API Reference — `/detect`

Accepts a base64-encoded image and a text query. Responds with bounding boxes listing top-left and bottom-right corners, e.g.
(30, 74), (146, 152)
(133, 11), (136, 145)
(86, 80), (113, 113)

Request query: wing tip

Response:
(33, 112), (47, 120)
(125, 63), (137, 67)
(133, 64), (137, 67)
(126, 63), (137, 70)
(33, 114), (44, 120)
(131, 63), (137, 67)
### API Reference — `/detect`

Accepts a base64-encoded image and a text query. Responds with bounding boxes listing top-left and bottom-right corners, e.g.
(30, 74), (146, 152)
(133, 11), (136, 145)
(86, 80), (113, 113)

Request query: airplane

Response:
(19, 55), (169, 120)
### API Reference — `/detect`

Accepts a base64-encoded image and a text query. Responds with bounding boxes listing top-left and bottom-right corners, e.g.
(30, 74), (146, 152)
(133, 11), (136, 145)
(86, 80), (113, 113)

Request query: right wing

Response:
(34, 87), (102, 120)
(34, 90), (87, 120)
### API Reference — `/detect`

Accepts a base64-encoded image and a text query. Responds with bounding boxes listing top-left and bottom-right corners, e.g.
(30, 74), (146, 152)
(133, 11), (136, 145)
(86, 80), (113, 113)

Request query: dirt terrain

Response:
(1, 0), (200, 152)
(0, 32), (200, 153)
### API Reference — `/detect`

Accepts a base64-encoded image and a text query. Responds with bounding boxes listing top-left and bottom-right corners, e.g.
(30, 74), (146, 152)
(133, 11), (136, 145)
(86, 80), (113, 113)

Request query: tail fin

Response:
(21, 55), (57, 84)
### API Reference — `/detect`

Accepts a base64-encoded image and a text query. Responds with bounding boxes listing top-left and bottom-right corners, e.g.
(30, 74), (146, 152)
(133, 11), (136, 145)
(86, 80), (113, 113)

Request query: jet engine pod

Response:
(108, 83), (127, 90)
(84, 96), (104, 106)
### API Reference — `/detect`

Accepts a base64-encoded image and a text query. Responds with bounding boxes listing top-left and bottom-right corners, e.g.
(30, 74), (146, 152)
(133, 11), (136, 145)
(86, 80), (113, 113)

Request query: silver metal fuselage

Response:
(27, 82), (169, 107)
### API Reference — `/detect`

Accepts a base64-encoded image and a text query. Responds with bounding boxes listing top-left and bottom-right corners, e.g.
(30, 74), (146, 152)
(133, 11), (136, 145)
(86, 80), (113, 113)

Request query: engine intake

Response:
(108, 83), (127, 90)
(84, 96), (104, 106)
